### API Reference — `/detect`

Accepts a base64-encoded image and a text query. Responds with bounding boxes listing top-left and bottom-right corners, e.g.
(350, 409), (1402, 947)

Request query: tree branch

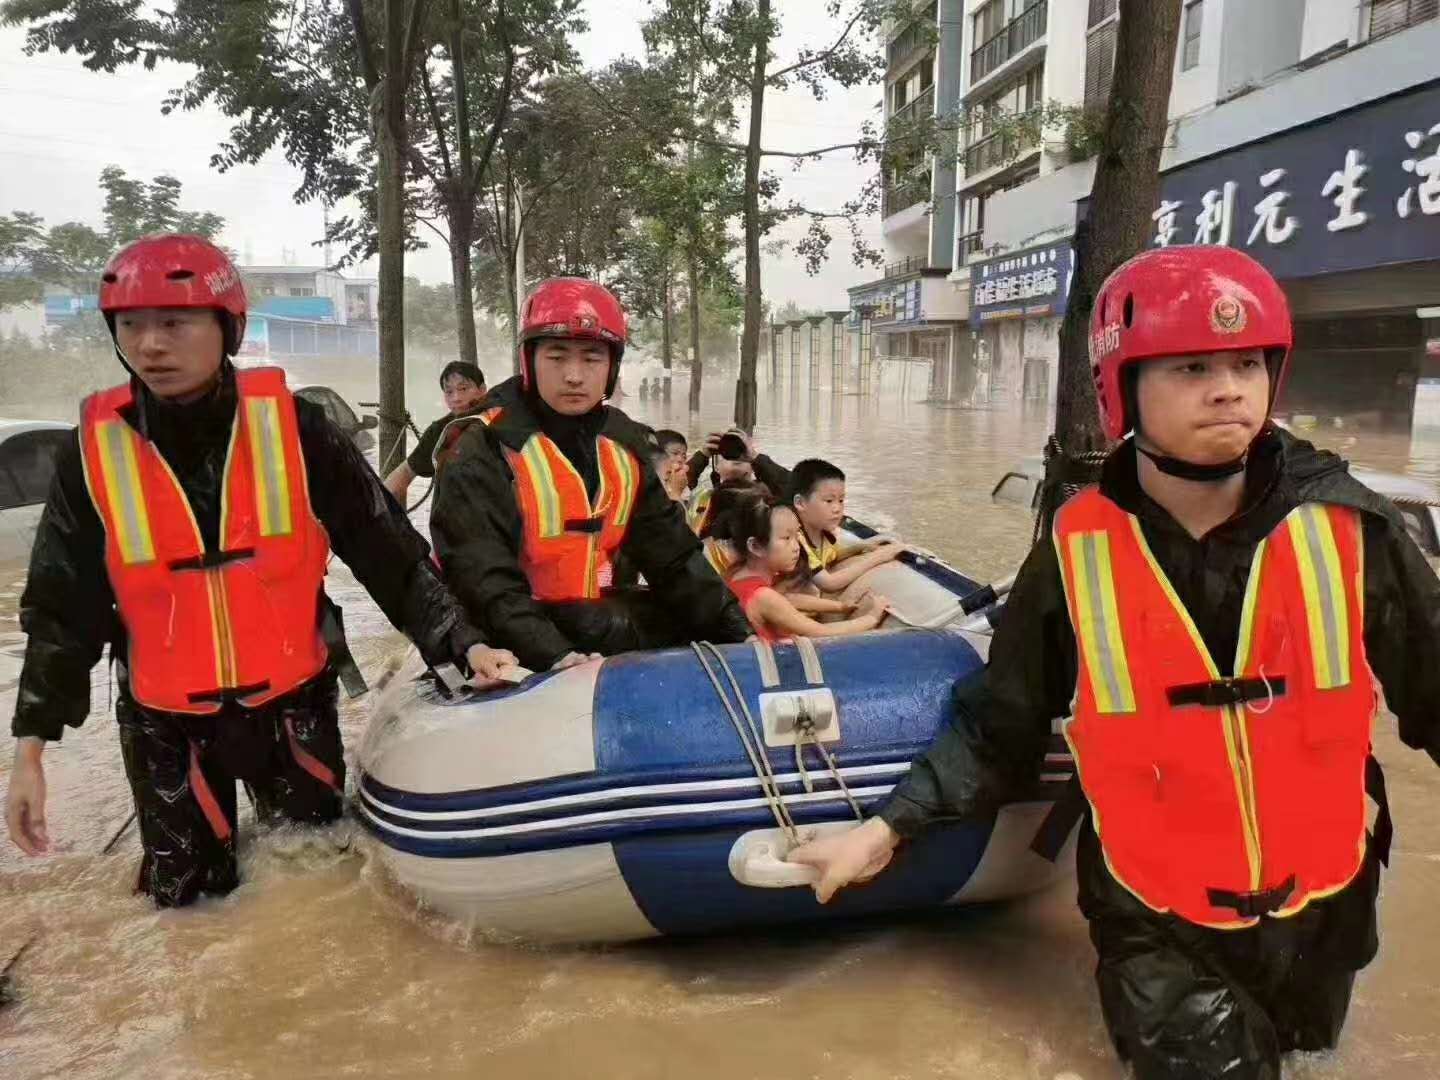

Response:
(421, 63), (454, 182)
(765, 4), (865, 82)
(470, 0), (516, 194)
(571, 71), (872, 160)
(416, 213), (452, 248)
(344, 0), (381, 91)
(401, 0), (432, 88)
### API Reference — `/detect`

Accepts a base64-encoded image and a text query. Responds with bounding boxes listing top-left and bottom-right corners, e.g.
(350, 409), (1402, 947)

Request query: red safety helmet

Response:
(100, 234), (248, 356)
(1090, 246), (1292, 441)
(519, 277), (627, 396)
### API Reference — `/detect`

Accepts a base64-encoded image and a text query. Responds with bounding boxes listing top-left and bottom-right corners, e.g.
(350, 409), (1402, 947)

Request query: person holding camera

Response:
(684, 428), (794, 534)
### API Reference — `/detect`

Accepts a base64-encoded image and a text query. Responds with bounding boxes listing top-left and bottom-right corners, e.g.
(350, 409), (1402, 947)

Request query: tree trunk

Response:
(448, 0), (480, 372)
(687, 245), (703, 412)
(1042, 0), (1183, 532)
(448, 224), (478, 370)
(660, 265), (673, 382)
(733, 0), (769, 432)
(375, 1), (411, 473)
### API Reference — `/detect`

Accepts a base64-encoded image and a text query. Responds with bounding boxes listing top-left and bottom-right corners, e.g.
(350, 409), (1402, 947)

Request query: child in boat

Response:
(720, 491), (889, 642)
(653, 429), (690, 502)
(788, 458), (904, 592)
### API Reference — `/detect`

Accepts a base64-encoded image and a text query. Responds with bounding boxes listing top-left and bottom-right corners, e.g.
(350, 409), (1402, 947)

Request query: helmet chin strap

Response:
(1136, 442), (1246, 482)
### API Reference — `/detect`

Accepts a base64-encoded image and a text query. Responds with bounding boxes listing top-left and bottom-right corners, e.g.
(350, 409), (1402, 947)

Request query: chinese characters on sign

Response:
(1098, 83), (1440, 280)
(970, 242), (1074, 328)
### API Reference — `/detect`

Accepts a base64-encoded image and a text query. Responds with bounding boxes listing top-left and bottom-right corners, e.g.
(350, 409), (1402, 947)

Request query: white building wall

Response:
(1043, 0), (1086, 105)
(1168, 0), (1225, 117)
(1218, 0), (1305, 101)
(1300, 0), (1360, 60)
(920, 276), (969, 320)
(978, 16), (1440, 261)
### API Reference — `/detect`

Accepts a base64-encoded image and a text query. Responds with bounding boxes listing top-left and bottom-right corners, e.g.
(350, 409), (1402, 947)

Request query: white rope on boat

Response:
(691, 641), (866, 849)
(691, 642), (798, 844)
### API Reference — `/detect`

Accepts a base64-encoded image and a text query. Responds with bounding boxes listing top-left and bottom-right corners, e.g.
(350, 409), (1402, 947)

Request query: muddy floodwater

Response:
(3, 367), (1439, 1079)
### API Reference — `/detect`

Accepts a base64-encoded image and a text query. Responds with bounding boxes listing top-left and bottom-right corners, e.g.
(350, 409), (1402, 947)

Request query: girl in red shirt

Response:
(718, 492), (889, 642)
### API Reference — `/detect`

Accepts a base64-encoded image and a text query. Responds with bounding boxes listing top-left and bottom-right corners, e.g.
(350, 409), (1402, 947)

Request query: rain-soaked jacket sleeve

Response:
(752, 454), (793, 499)
(878, 537), (1078, 838)
(1362, 515), (1440, 766)
(11, 435), (113, 741)
(618, 458), (754, 646)
(429, 428), (577, 672)
(294, 403), (484, 669)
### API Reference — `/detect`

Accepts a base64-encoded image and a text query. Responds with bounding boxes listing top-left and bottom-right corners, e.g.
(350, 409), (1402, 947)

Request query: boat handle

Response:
(727, 829), (821, 889)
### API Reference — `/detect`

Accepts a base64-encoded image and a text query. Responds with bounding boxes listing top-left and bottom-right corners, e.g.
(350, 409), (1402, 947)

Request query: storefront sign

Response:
(969, 241), (1073, 327)
(851, 278), (920, 325)
(1085, 81), (1440, 280)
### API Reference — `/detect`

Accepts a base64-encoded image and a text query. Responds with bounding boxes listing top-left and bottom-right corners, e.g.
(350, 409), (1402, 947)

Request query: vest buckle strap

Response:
(167, 547), (257, 572)
(562, 516), (605, 534)
(187, 679), (271, 706)
(1207, 874), (1296, 918)
(1167, 675), (1287, 709)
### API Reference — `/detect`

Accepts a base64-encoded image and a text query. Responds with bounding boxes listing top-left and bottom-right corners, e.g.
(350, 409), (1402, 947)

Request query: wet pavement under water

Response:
(3, 369), (1439, 1079)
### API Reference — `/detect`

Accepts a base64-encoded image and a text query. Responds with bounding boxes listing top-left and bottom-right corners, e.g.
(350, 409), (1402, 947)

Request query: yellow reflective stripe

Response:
(521, 436), (564, 538)
(1066, 530), (1136, 714)
(244, 397), (293, 537)
(1129, 518), (1262, 892)
(1288, 504), (1351, 689)
(1127, 519), (1220, 679)
(608, 442), (638, 527)
(1233, 538), (1268, 673)
(96, 420), (156, 565)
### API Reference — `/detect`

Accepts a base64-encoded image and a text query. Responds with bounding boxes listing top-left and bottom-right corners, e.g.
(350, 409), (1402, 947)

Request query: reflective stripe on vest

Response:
(1054, 488), (1374, 930)
(80, 368), (330, 715)
(505, 432), (641, 602)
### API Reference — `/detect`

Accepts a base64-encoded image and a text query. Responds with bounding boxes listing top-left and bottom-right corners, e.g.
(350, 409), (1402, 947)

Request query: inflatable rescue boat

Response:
(356, 525), (1076, 943)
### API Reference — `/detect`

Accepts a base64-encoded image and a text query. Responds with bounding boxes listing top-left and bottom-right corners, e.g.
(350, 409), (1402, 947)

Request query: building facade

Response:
(847, 0), (975, 400)
(240, 265), (379, 327)
(969, 0), (1440, 432)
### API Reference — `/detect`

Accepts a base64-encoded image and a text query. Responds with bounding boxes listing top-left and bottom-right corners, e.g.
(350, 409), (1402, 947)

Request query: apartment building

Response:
(845, 0), (971, 398)
(963, 0), (1440, 433)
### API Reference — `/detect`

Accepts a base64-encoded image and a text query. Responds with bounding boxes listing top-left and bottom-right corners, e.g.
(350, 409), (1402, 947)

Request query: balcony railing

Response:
(956, 231), (985, 262)
(963, 121), (1039, 177)
(1370, 0), (1438, 41)
(1087, 0), (1118, 29)
(880, 255), (949, 279)
(882, 171), (932, 218)
(889, 84), (936, 129)
(887, 13), (937, 72)
(971, 0), (1048, 84)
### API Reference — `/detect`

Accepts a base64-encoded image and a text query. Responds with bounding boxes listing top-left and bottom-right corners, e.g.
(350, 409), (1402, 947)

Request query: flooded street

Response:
(3, 372), (1440, 1079)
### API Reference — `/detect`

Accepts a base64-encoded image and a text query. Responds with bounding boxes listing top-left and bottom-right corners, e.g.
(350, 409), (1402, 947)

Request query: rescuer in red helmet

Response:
(430, 276), (751, 671)
(3, 234), (517, 907)
(791, 246), (1440, 1079)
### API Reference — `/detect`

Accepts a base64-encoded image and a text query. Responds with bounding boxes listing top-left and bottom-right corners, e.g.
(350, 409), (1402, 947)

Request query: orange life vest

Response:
(80, 367), (330, 715)
(505, 432), (641, 602)
(1054, 488), (1375, 929)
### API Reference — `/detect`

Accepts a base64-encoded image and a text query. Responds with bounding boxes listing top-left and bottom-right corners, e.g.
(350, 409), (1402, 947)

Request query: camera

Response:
(716, 432), (748, 462)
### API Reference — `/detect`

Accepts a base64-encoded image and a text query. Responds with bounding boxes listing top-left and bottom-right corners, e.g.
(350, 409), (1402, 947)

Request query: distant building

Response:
(239, 265), (378, 327)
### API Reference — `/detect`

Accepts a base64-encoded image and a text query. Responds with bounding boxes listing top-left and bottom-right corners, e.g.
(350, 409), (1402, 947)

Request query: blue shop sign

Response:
(969, 241), (1073, 328)
(1085, 81), (1440, 280)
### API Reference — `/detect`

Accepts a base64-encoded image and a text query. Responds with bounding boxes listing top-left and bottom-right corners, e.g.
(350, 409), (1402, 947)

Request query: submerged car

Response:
(293, 384), (378, 453)
(0, 419), (73, 564)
